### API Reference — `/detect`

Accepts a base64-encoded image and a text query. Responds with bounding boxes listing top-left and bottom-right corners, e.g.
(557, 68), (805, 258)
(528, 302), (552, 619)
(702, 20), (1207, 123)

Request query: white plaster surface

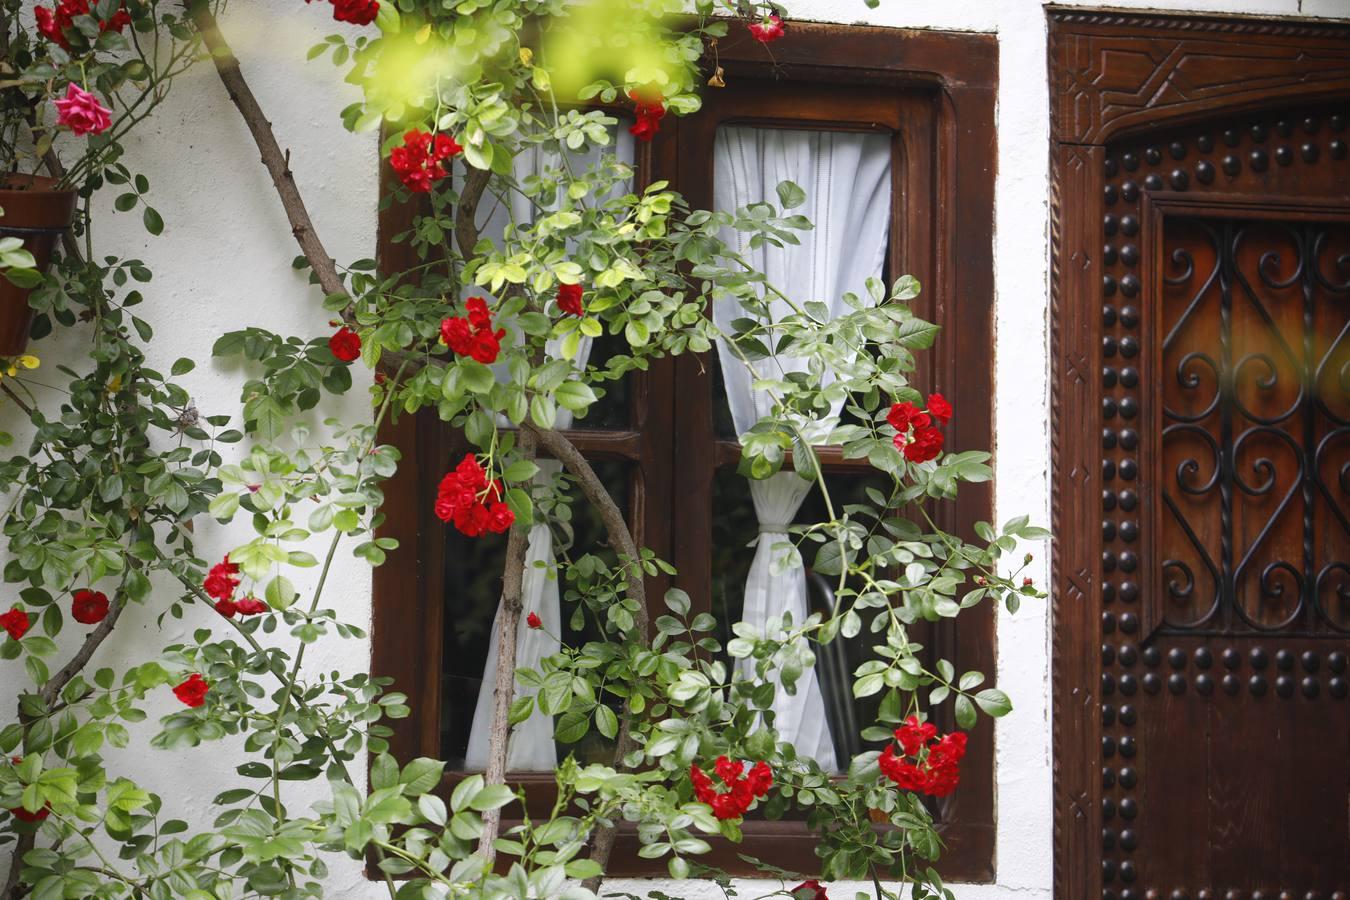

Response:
(1, 0), (1345, 897)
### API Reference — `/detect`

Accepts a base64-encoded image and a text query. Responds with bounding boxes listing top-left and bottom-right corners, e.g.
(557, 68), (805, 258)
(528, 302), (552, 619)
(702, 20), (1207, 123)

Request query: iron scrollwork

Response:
(1161, 219), (1350, 634)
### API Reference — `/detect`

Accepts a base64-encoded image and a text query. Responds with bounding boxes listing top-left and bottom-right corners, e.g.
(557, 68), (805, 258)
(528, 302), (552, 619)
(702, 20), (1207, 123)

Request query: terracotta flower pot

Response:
(0, 174), (77, 356)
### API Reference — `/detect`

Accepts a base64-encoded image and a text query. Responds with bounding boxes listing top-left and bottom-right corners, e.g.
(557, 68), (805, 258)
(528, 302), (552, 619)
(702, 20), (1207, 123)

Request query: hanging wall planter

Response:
(0, 173), (77, 356)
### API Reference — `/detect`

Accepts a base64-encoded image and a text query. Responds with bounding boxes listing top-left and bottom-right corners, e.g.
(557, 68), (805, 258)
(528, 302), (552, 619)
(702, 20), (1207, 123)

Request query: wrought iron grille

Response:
(1160, 218), (1350, 634)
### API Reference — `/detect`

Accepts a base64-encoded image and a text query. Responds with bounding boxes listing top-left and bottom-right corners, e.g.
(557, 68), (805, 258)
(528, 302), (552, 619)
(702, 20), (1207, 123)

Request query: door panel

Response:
(1050, 10), (1350, 900)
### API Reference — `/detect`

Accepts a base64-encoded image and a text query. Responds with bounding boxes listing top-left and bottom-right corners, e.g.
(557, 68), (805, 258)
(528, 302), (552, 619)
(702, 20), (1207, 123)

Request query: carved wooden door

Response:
(1050, 11), (1350, 900)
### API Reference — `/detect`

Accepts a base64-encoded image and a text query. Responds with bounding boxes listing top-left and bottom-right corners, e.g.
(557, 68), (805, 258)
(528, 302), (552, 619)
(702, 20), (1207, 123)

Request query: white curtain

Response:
(463, 416), (582, 771)
(713, 126), (892, 772)
(465, 126), (632, 771)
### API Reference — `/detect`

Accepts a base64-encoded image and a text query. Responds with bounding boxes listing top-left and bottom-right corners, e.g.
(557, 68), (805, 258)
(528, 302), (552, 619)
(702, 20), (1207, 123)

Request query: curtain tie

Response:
(758, 522), (793, 534)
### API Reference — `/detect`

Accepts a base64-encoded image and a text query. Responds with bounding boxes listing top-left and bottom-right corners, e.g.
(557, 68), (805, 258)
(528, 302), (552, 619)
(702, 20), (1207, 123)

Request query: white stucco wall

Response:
(2, 0), (1344, 896)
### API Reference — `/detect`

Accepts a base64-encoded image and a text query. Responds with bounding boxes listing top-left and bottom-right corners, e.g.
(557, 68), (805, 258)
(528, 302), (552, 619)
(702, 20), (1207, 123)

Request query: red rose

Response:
(9, 804), (50, 823)
(880, 720), (967, 797)
(889, 398), (946, 463)
(34, 7), (61, 44)
(886, 400), (927, 434)
(878, 745), (927, 791)
(526, 611), (542, 629)
(556, 282), (584, 317)
(203, 557), (241, 603)
(926, 392), (952, 424)
(689, 757), (772, 820)
(436, 454), (511, 538)
(330, 0), (379, 25)
(629, 116), (659, 142)
(457, 502), (494, 537)
(903, 425), (944, 463)
(389, 128), (463, 193)
(329, 327), (361, 363)
(71, 589), (109, 625)
(0, 606), (30, 641)
(748, 14), (785, 43)
(714, 755), (743, 783)
(1023, 576), (1034, 587)
(34, 0), (131, 51)
(441, 316), (472, 353)
(745, 760), (772, 795)
(441, 297), (505, 364)
(233, 597), (268, 616)
(791, 880), (829, 900)
(896, 716), (935, 756)
(468, 328), (504, 364)
(172, 673), (209, 708)
(487, 502), (515, 533)
(465, 296), (492, 329)
(214, 598), (237, 618)
(627, 89), (666, 142)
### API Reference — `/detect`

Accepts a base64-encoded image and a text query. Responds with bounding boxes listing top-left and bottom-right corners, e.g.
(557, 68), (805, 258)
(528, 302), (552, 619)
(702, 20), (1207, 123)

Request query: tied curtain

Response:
(464, 128), (633, 771)
(712, 126), (892, 772)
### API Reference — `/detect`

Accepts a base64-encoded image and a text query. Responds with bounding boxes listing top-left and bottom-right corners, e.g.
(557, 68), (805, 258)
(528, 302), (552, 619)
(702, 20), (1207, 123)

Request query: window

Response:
(373, 21), (998, 880)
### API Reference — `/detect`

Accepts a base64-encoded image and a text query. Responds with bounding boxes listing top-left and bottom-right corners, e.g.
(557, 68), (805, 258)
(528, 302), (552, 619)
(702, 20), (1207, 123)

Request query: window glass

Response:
(711, 467), (900, 769)
(470, 119), (639, 430)
(442, 460), (630, 768)
(710, 125), (891, 442)
(705, 125), (893, 771)
(569, 330), (631, 430)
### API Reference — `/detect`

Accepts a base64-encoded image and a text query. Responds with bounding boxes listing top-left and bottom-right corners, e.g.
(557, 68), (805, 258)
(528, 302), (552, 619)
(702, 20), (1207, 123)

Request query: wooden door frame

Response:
(1047, 8), (1350, 899)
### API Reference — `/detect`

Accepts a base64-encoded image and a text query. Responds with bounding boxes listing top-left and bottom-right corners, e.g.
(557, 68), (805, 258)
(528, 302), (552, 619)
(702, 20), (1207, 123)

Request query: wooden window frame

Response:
(372, 21), (997, 882)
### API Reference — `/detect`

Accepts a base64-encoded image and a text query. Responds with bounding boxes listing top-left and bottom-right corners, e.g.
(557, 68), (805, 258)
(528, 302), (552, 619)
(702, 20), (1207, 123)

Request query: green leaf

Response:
(852, 673), (884, 698)
(775, 180), (806, 209)
(468, 784), (515, 811)
(264, 576), (296, 611)
(565, 859), (603, 879)
(664, 588), (691, 617)
(975, 688), (1012, 717)
(954, 694), (976, 730)
(458, 360), (495, 395)
(142, 206), (164, 235)
(594, 704), (618, 739)
(501, 460), (539, 483)
(450, 775), (483, 813)
(554, 709), (588, 744)
(895, 317), (939, 349)
(554, 380), (597, 412)
(370, 753), (398, 791)
(417, 794), (447, 826)
(399, 758), (445, 796)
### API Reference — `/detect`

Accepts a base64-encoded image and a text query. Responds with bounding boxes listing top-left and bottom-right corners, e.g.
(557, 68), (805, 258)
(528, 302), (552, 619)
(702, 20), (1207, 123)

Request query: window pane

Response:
(471, 120), (639, 431)
(441, 460), (631, 768)
(710, 126), (891, 442)
(473, 117), (637, 240)
(567, 329), (631, 430)
(710, 466), (901, 768)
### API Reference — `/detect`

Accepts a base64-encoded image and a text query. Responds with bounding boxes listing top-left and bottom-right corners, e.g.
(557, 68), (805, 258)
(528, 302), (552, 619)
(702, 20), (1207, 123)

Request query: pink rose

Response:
(54, 83), (111, 137)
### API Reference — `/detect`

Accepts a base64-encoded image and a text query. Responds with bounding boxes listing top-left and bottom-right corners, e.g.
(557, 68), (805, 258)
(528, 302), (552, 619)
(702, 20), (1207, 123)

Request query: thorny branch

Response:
(186, 1), (347, 300)
(474, 429), (537, 864)
(191, 12), (653, 884)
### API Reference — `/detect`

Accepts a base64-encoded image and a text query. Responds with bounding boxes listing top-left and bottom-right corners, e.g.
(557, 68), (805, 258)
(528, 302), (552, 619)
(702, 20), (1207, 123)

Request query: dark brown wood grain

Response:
(372, 20), (998, 882)
(1050, 9), (1350, 900)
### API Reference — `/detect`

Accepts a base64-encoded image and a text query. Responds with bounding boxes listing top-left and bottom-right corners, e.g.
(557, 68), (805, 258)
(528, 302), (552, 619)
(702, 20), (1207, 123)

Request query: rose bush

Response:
(0, 1), (1045, 898)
